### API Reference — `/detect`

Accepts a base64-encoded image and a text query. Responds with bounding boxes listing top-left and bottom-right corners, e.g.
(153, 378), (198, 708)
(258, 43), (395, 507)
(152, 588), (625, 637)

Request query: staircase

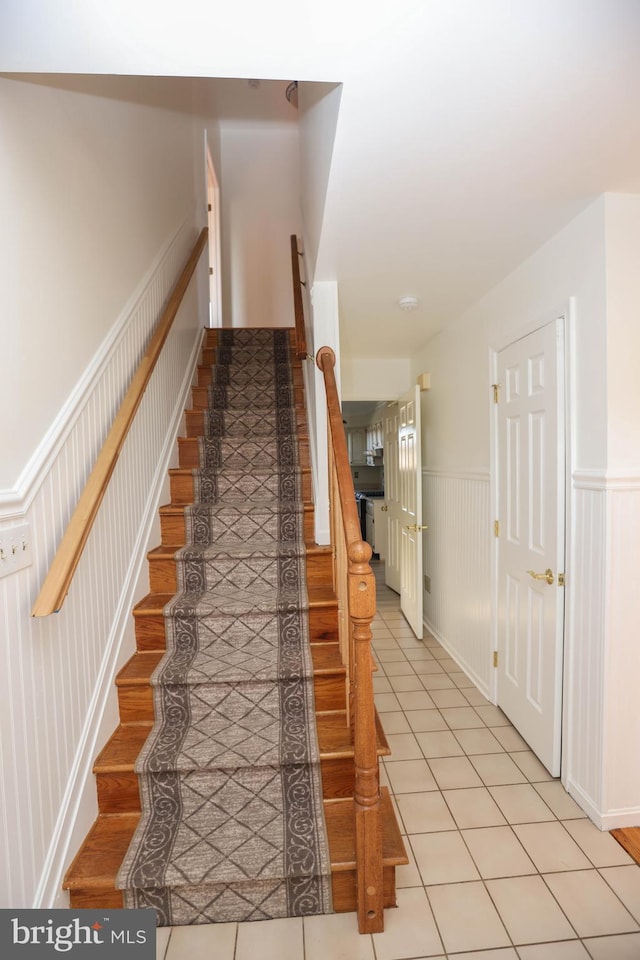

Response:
(63, 327), (406, 926)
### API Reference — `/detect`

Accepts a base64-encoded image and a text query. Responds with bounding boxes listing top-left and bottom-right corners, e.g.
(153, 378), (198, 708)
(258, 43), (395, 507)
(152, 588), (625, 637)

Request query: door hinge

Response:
(493, 651), (498, 668)
(209, 267), (214, 275)
(492, 383), (501, 403)
(208, 203), (212, 211)
(494, 520), (500, 538)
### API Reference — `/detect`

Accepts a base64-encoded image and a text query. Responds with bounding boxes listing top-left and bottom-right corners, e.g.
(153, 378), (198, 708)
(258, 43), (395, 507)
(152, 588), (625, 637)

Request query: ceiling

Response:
(3, 1), (640, 362)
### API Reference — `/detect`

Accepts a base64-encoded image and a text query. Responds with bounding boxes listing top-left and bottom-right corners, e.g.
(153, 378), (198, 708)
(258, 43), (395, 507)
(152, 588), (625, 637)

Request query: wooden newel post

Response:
(348, 539), (383, 934)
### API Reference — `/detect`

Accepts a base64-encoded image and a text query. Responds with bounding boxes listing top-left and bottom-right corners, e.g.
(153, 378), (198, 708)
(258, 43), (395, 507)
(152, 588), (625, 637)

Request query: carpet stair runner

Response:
(115, 328), (332, 924)
(62, 326), (408, 928)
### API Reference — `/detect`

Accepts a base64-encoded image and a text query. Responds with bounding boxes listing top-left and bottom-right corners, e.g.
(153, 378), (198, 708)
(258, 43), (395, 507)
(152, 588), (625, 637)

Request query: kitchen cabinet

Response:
(347, 427), (367, 465)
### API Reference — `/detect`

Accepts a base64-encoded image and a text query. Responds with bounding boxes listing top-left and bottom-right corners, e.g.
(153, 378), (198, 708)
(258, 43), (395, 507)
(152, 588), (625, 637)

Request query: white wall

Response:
(0, 75), (209, 908)
(340, 358), (411, 402)
(410, 195), (640, 827)
(219, 121), (301, 328)
(0, 75), (203, 492)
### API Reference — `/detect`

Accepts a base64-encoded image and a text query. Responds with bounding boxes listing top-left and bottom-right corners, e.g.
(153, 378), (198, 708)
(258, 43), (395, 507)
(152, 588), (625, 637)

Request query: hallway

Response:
(155, 563), (640, 959)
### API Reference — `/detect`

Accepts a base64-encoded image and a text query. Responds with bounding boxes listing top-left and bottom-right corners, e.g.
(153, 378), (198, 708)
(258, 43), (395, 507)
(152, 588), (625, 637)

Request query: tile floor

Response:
(156, 564), (640, 960)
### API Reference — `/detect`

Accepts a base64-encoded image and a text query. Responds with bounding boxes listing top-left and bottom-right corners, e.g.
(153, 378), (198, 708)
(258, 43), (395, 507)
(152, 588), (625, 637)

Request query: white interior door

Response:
(384, 403), (401, 593)
(496, 319), (565, 776)
(399, 386), (423, 639)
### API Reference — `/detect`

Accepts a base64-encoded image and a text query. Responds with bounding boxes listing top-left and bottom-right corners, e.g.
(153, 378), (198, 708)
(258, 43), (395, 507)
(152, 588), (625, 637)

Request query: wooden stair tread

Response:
(94, 724), (152, 772)
(325, 789), (408, 872)
(63, 789), (406, 892)
(317, 711), (390, 759)
(148, 542), (331, 559)
(133, 585), (337, 618)
(96, 709), (389, 775)
(158, 502), (315, 516)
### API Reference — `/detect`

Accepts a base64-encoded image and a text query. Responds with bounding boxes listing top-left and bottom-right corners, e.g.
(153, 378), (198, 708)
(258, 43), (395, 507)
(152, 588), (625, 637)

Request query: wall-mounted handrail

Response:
(32, 227), (208, 617)
(290, 234), (308, 359)
(316, 345), (383, 934)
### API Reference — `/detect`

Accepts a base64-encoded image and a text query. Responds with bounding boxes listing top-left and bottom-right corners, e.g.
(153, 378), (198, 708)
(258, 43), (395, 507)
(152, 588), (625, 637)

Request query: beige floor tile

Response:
(473, 704), (511, 726)
(406, 709), (448, 732)
(419, 674), (457, 690)
(415, 730), (464, 758)
(450, 672), (476, 689)
(513, 821), (592, 872)
(427, 881), (510, 953)
(412, 660), (447, 675)
(389, 674), (425, 693)
(533, 781), (587, 820)
(304, 911), (375, 960)
(443, 787), (507, 829)
(385, 732), (424, 760)
(510, 750), (554, 782)
(165, 922), (236, 960)
(428, 756), (484, 789)
(396, 690), (437, 711)
(380, 711), (412, 735)
(373, 676), (393, 694)
(454, 727), (505, 755)
(487, 875), (576, 943)
(460, 688), (492, 708)
(371, 886), (444, 959)
(452, 951), (518, 960)
(236, 916), (302, 960)
(439, 706), (486, 729)
(379, 763), (391, 788)
(400, 646), (437, 660)
(461, 825), (536, 878)
(375, 692), (403, 712)
(411, 831), (480, 884)
(489, 784), (556, 823)
(428, 688), (470, 708)
(490, 725), (529, 752)
(544, 869), (639, 937)
(385, 759), (438, 794)
(156, 927), (171, 960)
(395, 851), (423, 889)
(469, 753), (528, 786)
(563, 819), (635, 867)
(397, 791), (457, 833)
(384, 661), (417, 677)
(516, 942), (590, 959)
(582, 932), (640, 958)
(377, 649), (410, 664)
(372, 636), (401, 648)
(600, 866), (640, 923)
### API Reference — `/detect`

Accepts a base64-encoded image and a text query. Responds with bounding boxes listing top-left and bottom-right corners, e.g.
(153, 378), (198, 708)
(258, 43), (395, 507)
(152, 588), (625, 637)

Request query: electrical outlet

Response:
(0, 522), (33, 578)
(424, 574), (431, 593)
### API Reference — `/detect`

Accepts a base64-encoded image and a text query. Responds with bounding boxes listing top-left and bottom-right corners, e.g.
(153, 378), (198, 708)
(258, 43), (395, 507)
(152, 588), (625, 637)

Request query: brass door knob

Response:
(405, 524), (428, 532)
(527, 568), (554, 585)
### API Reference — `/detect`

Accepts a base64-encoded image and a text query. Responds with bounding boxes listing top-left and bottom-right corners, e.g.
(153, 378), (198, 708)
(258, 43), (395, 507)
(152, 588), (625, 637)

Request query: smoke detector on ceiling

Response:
(398, 296), (419, 311)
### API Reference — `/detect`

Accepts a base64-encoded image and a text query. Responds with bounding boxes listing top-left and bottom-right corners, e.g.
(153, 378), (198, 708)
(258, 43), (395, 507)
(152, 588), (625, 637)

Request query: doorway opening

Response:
(205, 139), (222, 328)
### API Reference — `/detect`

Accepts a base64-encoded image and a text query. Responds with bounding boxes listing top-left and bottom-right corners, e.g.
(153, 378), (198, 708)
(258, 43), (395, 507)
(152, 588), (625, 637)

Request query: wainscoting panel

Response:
(0, 219), (205, 908)
(564, 481), (607, 817)
(422, 469), (492, 696)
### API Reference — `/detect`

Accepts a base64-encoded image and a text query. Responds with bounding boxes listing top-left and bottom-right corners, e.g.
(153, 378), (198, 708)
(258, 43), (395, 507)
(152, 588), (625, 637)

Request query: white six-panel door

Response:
(496, 319), (565, 776)
(399, 385), (424, 639)
(384, 403), (402, 593)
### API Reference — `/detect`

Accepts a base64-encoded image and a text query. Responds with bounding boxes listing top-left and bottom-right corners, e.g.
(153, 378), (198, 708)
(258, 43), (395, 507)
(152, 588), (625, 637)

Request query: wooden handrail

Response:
(32, 227), (208, 617)
(316, 345), (383, 934)
(290, 234), (307, 359)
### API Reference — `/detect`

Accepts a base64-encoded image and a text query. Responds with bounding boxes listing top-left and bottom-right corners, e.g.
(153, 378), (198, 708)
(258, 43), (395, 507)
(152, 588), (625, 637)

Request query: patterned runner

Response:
(117, 329), (333, 924)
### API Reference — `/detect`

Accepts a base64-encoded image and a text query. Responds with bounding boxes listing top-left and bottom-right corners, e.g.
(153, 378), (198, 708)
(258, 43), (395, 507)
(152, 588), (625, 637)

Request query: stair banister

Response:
(316, 345), (384, 934)
(32, 227), (209, 617)
(290, 234), (308, 360)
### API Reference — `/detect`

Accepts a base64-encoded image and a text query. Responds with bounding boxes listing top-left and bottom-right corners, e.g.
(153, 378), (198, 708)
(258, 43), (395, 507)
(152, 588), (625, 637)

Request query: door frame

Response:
(489, 299), (575, 783)
(204, 136), (222, 328)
